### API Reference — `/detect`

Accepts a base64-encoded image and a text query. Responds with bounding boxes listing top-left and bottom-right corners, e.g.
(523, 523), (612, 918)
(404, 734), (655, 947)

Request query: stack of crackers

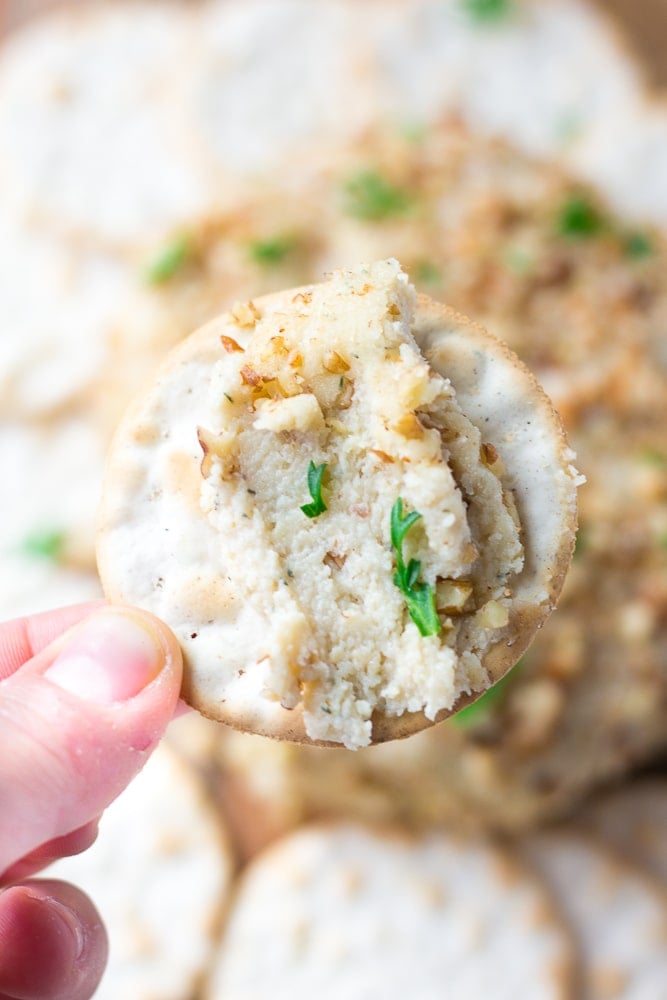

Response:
(1, 0), (665, 995)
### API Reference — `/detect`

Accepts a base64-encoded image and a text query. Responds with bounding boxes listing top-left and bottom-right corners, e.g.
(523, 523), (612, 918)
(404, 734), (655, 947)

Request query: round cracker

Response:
(521, 829), (667, 999)
(0, 219), (131, 420)
(206, 822), (574, 1000)
(0, 2), (210, 248)
(0, 415), (106, 617)
(45, 743), (234, 1000)
(98, 264), (578, 747)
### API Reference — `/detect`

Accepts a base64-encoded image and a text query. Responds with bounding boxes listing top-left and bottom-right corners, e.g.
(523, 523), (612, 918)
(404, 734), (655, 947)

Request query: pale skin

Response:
(0, 602), (183, 1000)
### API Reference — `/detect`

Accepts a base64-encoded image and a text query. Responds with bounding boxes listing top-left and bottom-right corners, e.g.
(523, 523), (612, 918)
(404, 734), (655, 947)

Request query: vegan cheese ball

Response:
(98, 260), (579, 748)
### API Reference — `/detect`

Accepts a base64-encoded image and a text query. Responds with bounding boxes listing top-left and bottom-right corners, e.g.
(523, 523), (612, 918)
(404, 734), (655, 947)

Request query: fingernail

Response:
(38, 893), (86, 962)
(0, 888), (87, 1000)
(44, 611), (165, 704)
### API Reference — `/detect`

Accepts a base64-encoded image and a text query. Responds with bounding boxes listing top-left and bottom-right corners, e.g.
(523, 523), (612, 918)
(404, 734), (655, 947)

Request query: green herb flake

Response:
(300, 461), (328, 518)
(21, 528), (67, 562)
(461, 0), (514, 23)
(248, 235), (295, 267)
(414, 260), (442, 286)
(399, 120), (428, 144)
(223, 393), (234, 404)
(452, 658), (524, 728)
(343, 171), (412, 221)
(555, 114), (584, 144)
(502, 246), (534, 275)
(623, 231), (654, 260)
(390, 498), (441, 637)
(573, 528), (589, 559)
(639, 447), (667, 468)
(557, 195), (604, 239)
(145, 235), (191, 285)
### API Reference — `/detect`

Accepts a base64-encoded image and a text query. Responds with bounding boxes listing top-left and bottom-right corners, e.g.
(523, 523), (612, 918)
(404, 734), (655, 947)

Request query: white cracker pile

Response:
(207, 822), (574, 1000)
(46, 744), (234, 1000)
(98, 260), (578, 749)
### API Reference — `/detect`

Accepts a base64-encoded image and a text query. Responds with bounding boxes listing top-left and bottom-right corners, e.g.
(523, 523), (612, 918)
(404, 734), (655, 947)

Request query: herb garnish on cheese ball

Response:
(98, 260), (579, 749)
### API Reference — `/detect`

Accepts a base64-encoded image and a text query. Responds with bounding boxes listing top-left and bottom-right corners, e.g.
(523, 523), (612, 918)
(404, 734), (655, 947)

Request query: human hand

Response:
(0, 602), (183, 1000)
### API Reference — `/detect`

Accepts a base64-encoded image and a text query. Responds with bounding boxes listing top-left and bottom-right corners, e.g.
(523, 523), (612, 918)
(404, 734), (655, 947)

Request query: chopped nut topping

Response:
(392, 413), (425, 440)
(220, 335), (244, 354)
(323, 350), (351, 374)
(478, 600), (510, 629)
(324, 550), (347, 570)
(507, 679), (565, 751)
(197, 425), (236, 478)
(336, 377), (354, 410)
(268, 336), (290, 357)
(253, 394), (324, 433)
(436, 579), (473, 614)
(240, 366), (270, 388)
(370, 449), (395, 463)
(463, 542), (478, 564)
(231, 300), (261, 327)
(480, 442), (499, 467)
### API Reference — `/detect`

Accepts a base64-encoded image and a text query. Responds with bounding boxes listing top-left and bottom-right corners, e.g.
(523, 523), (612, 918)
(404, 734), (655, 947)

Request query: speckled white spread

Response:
(197, 261), (523, 747)
(100, 261), (539, 749)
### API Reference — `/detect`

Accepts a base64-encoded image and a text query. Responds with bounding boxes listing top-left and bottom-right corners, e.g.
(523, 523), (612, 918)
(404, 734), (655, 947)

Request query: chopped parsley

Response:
(639, 447), (667, 467)
(21, 528), (67, 562)
(557, 195), (604, 238)
(343, 171), (412, 221)
(145, 236), (191, 284)
(248, 235), (295, 267)
(623, 231), (653, 260)
(390, 498), (441, 637)
(300, 461), (328, 518)
(399, 120), (428, 144)
(461, 0), (514, 23)
(452, 658), (523, 727)
(573, 528), (589, 560)
(414, 259), (442, 286)
(502, 246), (534, 275)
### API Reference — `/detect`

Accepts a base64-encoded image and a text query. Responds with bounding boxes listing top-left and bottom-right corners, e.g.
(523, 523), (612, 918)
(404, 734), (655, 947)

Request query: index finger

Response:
(0, 602), (106, 680)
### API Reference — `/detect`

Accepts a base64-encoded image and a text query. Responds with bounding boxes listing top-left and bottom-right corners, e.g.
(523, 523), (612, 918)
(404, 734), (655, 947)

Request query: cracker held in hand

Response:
(98, 260), (579, 748)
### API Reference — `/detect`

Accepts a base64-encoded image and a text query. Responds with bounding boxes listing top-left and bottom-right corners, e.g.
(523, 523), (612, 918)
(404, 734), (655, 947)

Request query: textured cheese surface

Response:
(197, 260), (522, 746)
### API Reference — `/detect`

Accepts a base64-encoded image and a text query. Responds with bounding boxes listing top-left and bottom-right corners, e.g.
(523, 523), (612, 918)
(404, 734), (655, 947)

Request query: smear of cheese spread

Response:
(198, 260), (522, 748)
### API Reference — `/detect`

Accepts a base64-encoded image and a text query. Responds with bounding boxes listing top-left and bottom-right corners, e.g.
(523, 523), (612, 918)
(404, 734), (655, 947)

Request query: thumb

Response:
(0, 607), (182, 877)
